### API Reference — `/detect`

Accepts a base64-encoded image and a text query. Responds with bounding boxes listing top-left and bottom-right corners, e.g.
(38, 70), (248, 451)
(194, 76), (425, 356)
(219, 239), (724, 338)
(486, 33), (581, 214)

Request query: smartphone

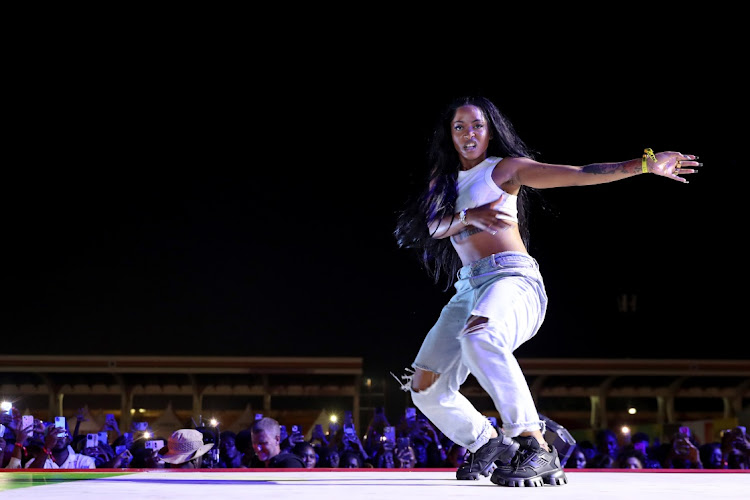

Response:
(291, 425), (302, 435)
(86, 433), (99, 448)
(133, 422), (148, 431)
(145, 439), (164, 451)
(0, 424), (6, 436)
(405, 407), (416, 421)
(98, 431), (109, 444)
(115, 445), (128, 455)
(384, 426), (395, 443)
(54, 416), (66, 429)
(0, 402), (11, 413)
(279, 425), (287, 438)
(397, 436), (411, 450)
(344, 423), (355, 436)
(21, 415), (34, 432)
(254, 413), (263, 421)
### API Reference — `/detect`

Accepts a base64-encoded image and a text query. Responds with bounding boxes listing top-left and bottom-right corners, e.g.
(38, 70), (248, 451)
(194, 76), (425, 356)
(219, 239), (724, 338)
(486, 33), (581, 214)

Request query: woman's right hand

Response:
(463, 196), (514, 235)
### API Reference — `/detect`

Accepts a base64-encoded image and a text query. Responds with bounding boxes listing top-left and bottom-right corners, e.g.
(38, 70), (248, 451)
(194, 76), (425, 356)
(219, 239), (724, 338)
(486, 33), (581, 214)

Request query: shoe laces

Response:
(459, 450), (477, 471)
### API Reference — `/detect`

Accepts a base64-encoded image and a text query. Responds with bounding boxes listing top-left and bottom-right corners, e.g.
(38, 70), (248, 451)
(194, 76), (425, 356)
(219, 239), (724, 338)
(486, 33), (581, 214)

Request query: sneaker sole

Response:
(456, 440), (519, 480)
(490, 469), (568, 487)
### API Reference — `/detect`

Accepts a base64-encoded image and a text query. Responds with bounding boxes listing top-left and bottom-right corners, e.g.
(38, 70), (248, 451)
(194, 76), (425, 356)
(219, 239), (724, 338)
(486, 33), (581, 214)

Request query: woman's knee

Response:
(411, 368), (440, 392)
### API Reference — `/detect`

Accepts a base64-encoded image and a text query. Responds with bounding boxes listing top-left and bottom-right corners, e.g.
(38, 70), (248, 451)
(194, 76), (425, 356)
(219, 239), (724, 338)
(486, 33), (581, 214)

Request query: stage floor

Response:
(1, 469), (749, 499)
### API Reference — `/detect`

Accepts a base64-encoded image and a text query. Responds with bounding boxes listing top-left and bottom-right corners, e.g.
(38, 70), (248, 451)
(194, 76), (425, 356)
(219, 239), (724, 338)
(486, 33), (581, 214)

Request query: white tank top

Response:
(455, 156), (518, 223)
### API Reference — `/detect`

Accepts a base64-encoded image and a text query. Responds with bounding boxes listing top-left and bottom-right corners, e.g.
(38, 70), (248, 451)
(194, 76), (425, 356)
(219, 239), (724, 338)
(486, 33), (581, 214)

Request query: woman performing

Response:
(394, 95), (699, 487)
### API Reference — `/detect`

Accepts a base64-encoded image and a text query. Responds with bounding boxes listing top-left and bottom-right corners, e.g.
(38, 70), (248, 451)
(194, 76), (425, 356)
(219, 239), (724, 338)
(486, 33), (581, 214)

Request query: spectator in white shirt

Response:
(22, 424), (96, 469)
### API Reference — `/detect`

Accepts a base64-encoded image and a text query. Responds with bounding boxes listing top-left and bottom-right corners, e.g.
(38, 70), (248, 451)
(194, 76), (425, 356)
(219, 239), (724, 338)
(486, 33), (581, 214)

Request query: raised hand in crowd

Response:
(101, 413), (121, 436)
(310, 423), (329, 448)
(665, 428), (701, 469)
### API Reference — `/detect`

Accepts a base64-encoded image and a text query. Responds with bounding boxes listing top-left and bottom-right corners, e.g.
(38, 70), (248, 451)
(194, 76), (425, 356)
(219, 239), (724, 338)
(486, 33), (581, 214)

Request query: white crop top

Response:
(455, 156), (518, 224)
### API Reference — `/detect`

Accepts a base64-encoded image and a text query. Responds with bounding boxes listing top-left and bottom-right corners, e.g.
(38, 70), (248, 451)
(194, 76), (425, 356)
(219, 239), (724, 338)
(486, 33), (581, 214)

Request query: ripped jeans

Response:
(405, 251), (548, 453)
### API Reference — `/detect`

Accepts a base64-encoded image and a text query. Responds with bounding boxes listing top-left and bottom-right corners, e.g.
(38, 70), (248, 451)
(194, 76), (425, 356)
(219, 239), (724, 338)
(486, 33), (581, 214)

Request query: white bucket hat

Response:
(159, 429), (214, 464)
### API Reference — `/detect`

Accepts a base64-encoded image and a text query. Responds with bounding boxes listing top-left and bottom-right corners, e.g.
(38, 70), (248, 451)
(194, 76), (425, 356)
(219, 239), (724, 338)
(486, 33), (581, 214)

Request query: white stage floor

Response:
(1, 469), (749, 499)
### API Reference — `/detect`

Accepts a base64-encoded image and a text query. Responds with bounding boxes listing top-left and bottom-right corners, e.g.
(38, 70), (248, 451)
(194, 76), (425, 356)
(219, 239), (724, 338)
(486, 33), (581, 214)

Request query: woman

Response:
(292, 441), (318, 469)
(394, 96), (699, 487)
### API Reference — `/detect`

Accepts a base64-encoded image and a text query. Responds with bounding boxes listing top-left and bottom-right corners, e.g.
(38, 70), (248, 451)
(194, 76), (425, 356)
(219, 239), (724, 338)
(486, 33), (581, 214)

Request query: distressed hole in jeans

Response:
(411, 368), (440, 392)
(461, 315), (489, 336)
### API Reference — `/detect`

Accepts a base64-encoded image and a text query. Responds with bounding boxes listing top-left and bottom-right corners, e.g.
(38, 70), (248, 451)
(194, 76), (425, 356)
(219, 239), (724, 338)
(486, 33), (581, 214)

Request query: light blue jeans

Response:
(407, 251), (548, 453)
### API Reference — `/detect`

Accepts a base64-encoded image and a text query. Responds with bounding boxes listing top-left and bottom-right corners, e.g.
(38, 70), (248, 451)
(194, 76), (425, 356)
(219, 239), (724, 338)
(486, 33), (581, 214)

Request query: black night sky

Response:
(3, 34), (745, 377)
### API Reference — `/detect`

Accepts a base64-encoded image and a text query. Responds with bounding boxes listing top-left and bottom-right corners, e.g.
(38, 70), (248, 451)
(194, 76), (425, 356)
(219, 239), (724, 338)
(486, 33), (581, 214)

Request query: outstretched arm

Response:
(505, 151), (700, 189)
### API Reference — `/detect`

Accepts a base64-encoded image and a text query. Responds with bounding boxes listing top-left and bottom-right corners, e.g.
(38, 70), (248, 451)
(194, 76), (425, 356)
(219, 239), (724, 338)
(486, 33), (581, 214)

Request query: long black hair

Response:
(394, 96), (537, 289)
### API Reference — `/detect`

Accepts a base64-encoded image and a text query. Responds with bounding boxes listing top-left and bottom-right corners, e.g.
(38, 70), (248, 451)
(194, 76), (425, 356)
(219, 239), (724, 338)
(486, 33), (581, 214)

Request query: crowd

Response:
(566, 426), (749, 470)
(1, 405), (747, 470)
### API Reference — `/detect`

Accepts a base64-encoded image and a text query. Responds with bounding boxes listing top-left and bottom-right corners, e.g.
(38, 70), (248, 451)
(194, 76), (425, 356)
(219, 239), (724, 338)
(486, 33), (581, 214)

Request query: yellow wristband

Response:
(642, 148), (656, 173)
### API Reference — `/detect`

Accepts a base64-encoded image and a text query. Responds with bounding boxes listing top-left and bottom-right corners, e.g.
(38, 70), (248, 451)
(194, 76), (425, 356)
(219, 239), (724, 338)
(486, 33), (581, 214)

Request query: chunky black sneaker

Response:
(456, 434), (520, 480)
(490, 444), (568, 487)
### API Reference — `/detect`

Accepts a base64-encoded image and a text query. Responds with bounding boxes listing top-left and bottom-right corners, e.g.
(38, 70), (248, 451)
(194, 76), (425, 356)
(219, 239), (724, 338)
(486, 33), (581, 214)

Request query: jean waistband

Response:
(458, 251), (538, 280)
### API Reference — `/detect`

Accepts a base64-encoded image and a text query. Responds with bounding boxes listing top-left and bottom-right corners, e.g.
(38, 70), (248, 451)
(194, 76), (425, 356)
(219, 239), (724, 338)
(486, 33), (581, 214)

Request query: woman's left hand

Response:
(649, 151), (701, 183)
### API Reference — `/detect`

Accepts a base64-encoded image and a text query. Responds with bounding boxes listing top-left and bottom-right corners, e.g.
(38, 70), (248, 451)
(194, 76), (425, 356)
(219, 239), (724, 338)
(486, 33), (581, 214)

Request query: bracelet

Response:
(459, 208), (469, 226)
(642, 148), (656, 173)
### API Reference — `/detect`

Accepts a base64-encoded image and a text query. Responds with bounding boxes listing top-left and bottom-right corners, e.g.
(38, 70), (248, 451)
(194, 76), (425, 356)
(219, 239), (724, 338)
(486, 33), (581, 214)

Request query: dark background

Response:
(3, 32), (745, 378)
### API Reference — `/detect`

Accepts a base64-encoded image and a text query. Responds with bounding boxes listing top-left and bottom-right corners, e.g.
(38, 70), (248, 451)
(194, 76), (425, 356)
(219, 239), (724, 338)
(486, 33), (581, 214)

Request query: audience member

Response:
(339, 450), (364, 468)
(129, 446), (161, 468)
(442, 443), (467, 469)
(575, 440), (597, 465)
(23, 424), (96, 469)
(662, 426), (702, 469)
(317, 447), (340, 468)
(614, 446), (647, 469)
(721, 426), (749, 469)
(250, 417), (304, 468)
(362, 406), (390, 459)
(234, 428), (256, 467)
(564, 445), (587, 469)
(592, 429), (620, 464)
(630, 432), (661, 468)
(370, 438), (396, 468)
(293, 441), (317, 469)
(217, 430), (246, 468)
(395, 437), (416, 468)
(158, 429), (214, 469)
(699, 442), (724, 469)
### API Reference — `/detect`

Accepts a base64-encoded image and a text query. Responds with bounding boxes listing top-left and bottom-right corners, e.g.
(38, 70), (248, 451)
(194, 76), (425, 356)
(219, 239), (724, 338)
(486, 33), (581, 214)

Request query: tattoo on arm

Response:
(581, 161), (637, 175)
(452, 227), (483, 241)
